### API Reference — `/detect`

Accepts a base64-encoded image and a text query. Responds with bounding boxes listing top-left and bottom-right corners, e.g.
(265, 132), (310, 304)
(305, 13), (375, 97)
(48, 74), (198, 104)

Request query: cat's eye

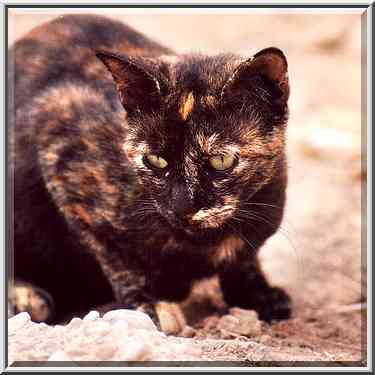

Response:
(145, 154), (168, 169)
(209, 154), (236, 171)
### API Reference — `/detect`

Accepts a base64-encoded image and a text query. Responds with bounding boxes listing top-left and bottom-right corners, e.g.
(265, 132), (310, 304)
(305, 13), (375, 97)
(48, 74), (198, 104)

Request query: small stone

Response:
(180, 325), (196, 338)
(83, 320), (111, 337)
(93, 343), (117, 360)
(219, 328), (237, 339)
(16, 341), (36, 352)
(201, 315), (220, 330)
(111, 320), (129, 336)
(48, 349), (72, 361)
(83, 310), (100, 322)
(103, 309), (157, 331)
(21, 323), (42, 336)
(9, 312), (31, 334)
(66, 317), (83, 331)
(64, 347), (88, 359)
(8, 309), (204, 362)
(63, 334), (88, 350)
(218, 314), (240, 329)
(36, 339), (61, 353)
(229, 307), (253, 317)
(259, 334), (271, 344)
(218, 310), (261, 337)
(117, 340), (150, 361)
(27, 351), (50, 361)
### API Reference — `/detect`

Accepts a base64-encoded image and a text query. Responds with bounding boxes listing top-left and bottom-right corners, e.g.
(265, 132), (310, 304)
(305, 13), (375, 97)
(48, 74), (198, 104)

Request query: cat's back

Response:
(10, 14), (172, 110)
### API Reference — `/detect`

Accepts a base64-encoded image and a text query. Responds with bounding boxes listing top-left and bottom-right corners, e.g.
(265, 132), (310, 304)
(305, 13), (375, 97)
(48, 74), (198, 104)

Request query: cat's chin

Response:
(168, 221), (224, 240)
(156, 207), (225, 238)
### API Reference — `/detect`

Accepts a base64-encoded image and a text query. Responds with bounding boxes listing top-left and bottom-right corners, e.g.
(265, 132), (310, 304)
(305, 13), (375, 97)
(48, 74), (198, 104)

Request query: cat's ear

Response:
(96, 51), (161, 115)
(221, 47), (289, 109)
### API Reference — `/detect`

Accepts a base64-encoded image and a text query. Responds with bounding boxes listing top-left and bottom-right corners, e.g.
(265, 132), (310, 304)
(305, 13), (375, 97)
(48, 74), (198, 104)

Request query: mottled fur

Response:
(11, 15), (291, 324)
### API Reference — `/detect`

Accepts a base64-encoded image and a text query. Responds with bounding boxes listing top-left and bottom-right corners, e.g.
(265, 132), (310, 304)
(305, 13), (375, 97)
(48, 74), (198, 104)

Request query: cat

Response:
(10, 14), (291, 327)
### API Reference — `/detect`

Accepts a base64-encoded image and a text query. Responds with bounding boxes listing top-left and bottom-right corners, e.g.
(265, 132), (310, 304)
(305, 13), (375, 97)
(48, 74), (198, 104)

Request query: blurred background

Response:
(8, 9), (366, 361)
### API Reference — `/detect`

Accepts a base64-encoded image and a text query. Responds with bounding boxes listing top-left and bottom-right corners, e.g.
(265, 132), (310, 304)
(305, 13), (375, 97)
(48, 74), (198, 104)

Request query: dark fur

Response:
(11, 15), (291, 323)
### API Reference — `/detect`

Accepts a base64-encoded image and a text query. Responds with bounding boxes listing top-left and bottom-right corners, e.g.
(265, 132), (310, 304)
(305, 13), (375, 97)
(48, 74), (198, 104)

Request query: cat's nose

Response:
(169, 183), (195, 217)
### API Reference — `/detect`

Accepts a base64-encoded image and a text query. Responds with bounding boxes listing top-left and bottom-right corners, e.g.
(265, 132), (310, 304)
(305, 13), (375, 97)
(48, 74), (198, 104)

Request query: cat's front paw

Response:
(256, 287), (292, 322)
(155, 302), (186, 335)
(9, 281), (55, 323)
(137, 301), (186, 335)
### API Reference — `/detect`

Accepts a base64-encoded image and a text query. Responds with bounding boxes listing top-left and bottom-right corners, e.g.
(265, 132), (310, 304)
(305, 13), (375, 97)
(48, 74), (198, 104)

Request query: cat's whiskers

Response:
(241, 202), (296, 230)
(225, 222), (257, 253)
(234, 208), (304, 282)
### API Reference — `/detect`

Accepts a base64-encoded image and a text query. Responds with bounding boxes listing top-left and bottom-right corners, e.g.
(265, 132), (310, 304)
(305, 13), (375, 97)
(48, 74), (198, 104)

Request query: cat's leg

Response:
(82, 245), (166, 328)
(9, 280), (55, 323)
(88, 246), (192, 333)
(100, 267), (160, 323)
(94, 268), (188, 333)
(218, 253), (291, 322)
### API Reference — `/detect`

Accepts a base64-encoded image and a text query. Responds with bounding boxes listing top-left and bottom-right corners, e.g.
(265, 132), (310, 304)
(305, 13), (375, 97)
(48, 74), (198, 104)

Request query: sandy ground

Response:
(8, 10), (366, 365)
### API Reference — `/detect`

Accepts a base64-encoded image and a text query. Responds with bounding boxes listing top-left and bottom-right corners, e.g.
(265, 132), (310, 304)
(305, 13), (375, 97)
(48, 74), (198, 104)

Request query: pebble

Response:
(103, 309), (157, 331)
(48, 349), (72, 361)
(8, 310), (200, 363)
(259, 334), (272, 344)
(83, 320), (111, 337)
(64, 347), (88, 358)
(9, 312), (30, 334)
(180, 325), (196, 338)
(93, 343), (118, 360)
(117, 341), (150, 361)
(201, 316), (220, 330)
(83, 310), (100, 322)
(37, 340), (61, 353)
(66, 317), (83, 332)
(111, 320), (129, 336)
(218, 309), (262, 338)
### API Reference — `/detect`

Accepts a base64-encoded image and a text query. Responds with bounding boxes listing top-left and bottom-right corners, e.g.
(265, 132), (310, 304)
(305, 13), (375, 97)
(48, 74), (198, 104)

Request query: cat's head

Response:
(97, 48), (289, 234)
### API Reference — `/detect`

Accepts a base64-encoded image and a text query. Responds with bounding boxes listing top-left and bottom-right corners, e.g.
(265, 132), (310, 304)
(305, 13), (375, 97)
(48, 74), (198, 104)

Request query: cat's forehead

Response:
(159, 54), (247, 124)
(133, 110), (253, 156)
(128, 54), (264, 151)
(168, 53), (241, 95)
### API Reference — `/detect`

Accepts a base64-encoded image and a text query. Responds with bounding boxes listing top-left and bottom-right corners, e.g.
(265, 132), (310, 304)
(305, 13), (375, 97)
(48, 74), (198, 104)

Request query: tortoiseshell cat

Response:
(10, 15), (291, 326)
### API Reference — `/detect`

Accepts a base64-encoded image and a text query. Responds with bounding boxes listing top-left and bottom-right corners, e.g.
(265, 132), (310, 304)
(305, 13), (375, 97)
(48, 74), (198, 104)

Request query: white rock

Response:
(64, 347), (88, 359)
(111, 320), (129, 337)
(9, 312), (30, 334)
(16, 341), (36, 352)
(102, 309), (157, 331)
(117, 340), (150, 361)
(23, 322), (49, 336)
(63, 334), (88, 350)
(93, 343), (118, 360)
(83, 310), (100, 322)
(48, 349), (72, 361)
(127, 327), (165, 340)
(66, 317), (83, 332)
(37, 340), (60, 353)
(83, 320), (111, 337)
(8, 309), (203, 362)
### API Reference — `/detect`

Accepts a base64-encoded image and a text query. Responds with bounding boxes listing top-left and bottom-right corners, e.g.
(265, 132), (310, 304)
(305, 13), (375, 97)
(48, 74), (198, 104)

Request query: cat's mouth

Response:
(153, 197), (238, 234)
(187, 207), (235, 230)
(160, 206), (236, 234)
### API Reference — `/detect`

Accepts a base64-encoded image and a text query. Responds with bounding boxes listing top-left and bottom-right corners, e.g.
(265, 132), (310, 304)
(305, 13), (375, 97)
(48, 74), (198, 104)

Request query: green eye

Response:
(209, 154), (236, 171)
(145, 154), (168, 169)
